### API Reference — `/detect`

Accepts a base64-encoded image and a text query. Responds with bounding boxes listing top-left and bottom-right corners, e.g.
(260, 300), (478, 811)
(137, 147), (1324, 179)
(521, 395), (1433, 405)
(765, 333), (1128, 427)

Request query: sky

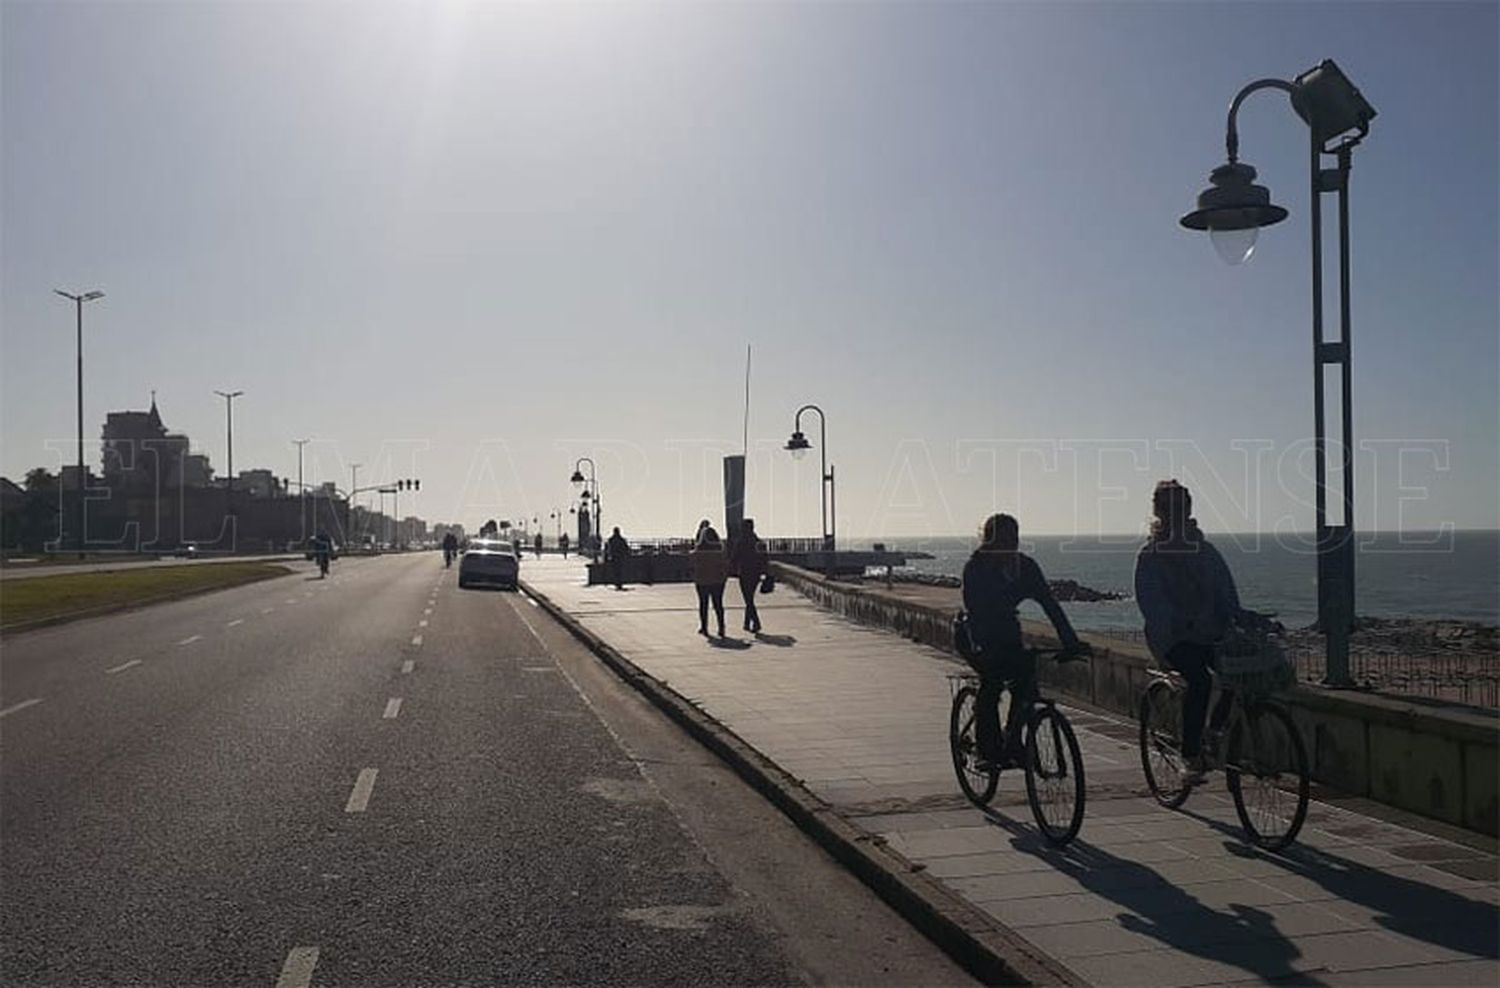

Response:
(3, 1), (1496, 541)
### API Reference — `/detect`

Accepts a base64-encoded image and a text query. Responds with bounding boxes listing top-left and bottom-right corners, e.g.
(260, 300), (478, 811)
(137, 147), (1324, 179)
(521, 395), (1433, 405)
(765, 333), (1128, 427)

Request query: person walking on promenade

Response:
(690, 525), (729, 638)
(559, 532), (570, 558)
(605, 526), (630, 590)
(730, 518), (767, 633)
(1134, 479), (1246, 786)
(962, 513), (1088, 771)
(534, 531), (544, 559)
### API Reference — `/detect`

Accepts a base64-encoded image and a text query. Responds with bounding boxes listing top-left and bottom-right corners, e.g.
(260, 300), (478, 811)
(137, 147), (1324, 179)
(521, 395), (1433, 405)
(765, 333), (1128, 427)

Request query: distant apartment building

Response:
(236, 469), (282, 498)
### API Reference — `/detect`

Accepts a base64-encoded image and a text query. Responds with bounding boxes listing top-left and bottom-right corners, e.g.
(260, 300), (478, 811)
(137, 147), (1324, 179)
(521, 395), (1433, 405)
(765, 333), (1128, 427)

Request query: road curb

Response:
(519, 578), (1084, 988)
(0, 565), (295, 638)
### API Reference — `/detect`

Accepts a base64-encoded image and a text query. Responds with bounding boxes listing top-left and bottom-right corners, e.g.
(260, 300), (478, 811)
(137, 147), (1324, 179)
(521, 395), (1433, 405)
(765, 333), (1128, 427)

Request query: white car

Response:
(458, 539), (519, 590)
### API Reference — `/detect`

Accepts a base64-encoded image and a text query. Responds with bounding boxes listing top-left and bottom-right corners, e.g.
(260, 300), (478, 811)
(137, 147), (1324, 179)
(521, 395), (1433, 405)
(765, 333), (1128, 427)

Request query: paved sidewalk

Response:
(522, 558), (1499, 987)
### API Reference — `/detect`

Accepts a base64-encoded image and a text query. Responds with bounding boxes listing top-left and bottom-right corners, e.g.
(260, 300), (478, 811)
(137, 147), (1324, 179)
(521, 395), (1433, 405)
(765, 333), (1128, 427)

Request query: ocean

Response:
(869, 530), (1500, 633)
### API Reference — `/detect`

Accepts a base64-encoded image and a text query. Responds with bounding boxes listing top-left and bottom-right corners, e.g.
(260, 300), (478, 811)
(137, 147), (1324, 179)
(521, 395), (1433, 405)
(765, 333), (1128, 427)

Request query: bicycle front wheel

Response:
(1226, 700), (1310, 851)
(1139, 678), (1191, 809)
(950, 685), (999, 805)
(1025, 705), (1085, 846)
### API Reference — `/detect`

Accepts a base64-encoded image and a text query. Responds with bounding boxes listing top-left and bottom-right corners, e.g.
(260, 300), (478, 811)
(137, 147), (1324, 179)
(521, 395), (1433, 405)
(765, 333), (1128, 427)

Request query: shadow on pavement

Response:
(708, 636), (753, 651)
(1180, 806), (1500, 963)
(982, 811), (1323, 985)
(752, 633), (797, 647)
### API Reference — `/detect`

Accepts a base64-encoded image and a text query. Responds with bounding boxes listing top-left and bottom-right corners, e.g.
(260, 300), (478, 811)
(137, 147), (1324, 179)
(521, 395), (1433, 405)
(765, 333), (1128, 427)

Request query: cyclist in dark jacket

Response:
(961, 513), (1087, 769)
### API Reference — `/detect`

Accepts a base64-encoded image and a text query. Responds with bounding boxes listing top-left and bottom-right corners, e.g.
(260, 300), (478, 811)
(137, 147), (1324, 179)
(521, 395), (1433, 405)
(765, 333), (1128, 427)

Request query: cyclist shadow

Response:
(978, 811), (1324, 985)
(1179, 806), (1500, 963)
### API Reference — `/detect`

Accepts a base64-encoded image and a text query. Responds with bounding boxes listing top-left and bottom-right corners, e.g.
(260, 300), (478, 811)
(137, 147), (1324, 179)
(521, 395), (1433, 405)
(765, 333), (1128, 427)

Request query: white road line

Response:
(345, 769), (378, 812)
(401, 659), (415, 674)
(423, 608), (432, 616)
(262, 608), (275, 615)
(525, 596), (539, 608)
(418, 619), (428, 628)
(275, 946), (320, 988)
(226, 619), (244, 628)
(0, 698), (43, 718)
(105, 659), (143, 675)
(177, 635), (202, 646)
(383, 698), (403, 719)
(411, 634), (423, 646)
(285, 599), (298, 605)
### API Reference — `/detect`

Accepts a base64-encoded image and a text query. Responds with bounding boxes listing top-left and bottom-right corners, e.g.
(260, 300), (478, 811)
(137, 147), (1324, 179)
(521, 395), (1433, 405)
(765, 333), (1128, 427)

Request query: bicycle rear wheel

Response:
(1139, 678), (1191, 809)
(1024, 705), (1085, 846)
(1226, 699), (1309, 851)
(949, 685), (999, 805)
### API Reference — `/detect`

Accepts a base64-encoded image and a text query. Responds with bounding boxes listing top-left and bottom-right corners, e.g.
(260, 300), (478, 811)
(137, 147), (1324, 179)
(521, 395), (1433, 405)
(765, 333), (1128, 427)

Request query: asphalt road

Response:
(0, 554), (971, 987)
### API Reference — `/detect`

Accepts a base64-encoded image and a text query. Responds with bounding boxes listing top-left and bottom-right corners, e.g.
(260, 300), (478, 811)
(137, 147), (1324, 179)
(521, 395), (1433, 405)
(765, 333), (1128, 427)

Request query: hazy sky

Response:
(3, 1), (1496, 539)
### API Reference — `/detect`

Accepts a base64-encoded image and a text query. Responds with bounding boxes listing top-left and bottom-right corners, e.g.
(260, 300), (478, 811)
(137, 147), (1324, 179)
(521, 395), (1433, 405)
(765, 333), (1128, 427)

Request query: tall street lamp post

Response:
(214, 389), (244, 546)
(54, 288), (104, 557)
(570, 458), (600, 561)
(785, 403), (836, 553)
(293, 439), (311, 542)
(1180, 58), (1375, 687)
(349, 463), (362, 543)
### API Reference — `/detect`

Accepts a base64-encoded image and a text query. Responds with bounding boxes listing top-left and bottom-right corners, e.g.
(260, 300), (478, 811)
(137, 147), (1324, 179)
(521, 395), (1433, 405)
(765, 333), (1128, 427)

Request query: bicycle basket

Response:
(1216, 627), (1294, 695)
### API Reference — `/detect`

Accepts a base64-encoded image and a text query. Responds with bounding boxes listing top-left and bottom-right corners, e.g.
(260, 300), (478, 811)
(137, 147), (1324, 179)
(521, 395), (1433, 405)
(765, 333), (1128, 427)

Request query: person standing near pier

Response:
(730, 518), (767, 634)
(691, 525), (729, 638)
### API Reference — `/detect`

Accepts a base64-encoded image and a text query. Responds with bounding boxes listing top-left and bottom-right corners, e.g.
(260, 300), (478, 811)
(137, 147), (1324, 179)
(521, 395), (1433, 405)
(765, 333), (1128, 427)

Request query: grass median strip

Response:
(0, 562), (293, 632)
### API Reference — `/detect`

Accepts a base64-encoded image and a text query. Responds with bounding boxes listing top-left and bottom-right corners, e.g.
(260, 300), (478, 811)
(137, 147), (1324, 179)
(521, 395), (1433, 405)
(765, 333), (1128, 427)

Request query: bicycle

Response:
(948, 647), (1089, 847)
(1137, 622), (1309, 851)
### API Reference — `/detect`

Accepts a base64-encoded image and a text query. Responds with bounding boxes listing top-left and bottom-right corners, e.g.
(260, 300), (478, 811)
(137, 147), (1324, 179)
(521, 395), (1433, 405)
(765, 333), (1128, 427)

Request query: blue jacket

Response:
(1134, 528), (1241, 662)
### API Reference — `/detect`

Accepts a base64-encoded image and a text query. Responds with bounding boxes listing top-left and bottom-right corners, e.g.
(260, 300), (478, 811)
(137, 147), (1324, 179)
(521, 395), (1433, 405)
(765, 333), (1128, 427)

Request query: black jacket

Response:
(960, 552), (1079, 653)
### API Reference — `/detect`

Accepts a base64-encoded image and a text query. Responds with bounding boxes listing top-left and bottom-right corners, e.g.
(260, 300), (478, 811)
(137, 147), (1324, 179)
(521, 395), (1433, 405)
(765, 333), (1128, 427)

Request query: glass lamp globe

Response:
(1211, 226), (1259, 265)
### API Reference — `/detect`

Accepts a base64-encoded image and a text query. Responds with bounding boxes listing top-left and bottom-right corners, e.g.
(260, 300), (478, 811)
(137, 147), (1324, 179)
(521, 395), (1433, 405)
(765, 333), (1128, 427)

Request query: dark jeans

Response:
(737, 575), (761, 630)
(608, 560), (625, 589)
(1165, 641), (1233, 758)
(976, 647), (1036, 761)
(696, 581), (726, 632)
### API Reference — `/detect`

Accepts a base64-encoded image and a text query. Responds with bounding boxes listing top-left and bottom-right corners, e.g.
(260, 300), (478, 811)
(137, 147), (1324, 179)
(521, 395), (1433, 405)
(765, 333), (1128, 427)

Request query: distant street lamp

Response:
(349, 463), (362, 541)
(214, 390), (245, 544)
(54, 288), (104, 557)
(1180, 58), (1375, 687)
(570, 458), (600, 561)
(785, 404), (836, 552)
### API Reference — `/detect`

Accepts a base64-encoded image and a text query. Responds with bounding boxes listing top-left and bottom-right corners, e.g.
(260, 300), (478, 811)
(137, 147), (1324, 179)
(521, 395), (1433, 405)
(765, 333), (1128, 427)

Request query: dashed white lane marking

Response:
(401, 659), (415, 674)
(177, 635), (202, 646)
(285, 599), (298, 605)
(383, 698), (403, 719)
(418, 619), (429, 628)
(262, 608), (275, 615)
(226, 619), (244, 628)
(345, 769), (378, 812)
(0, 698), (43, 718)
(411, 634), (423, 646)
(275, 946), (320, 988)
(105, 659), (143, 674)
(423, 608), (432, 616)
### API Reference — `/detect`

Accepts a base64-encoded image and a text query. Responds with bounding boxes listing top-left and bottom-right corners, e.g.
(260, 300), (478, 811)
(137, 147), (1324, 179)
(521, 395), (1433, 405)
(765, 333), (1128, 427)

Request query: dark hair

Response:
(978, 513), (1019, 549)
(1151, 480), (1192, 537)
(697, 526), (721, 548)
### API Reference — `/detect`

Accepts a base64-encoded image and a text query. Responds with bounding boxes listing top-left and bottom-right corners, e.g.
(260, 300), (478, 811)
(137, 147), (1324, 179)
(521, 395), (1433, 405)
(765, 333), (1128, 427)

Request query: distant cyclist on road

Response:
(1134, 479), (1246, 785)
(442, 532), (459, 568)
(961, 513), (1088, 772)
(311, 530), (335, 578)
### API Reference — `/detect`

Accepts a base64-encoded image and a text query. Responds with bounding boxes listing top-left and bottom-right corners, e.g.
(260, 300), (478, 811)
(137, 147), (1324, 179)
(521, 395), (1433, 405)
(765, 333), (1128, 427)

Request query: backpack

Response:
(953, 610), (983, 669)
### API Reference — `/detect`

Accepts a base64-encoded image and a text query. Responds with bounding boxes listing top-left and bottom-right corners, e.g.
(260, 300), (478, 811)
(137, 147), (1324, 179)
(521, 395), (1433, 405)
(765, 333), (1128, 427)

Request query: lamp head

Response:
(1180, 161), (1288, 264)
(570, 469), (585, 487)
(785, 430), (811, 460)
